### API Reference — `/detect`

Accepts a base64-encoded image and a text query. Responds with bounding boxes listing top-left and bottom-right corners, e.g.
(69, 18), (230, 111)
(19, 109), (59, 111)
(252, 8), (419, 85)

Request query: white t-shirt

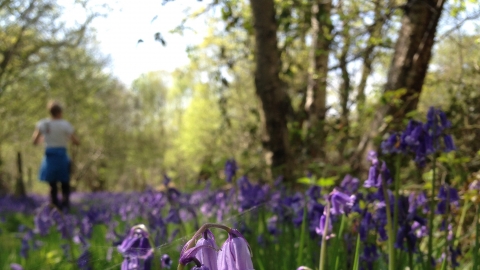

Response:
(36, 119), (74, 148)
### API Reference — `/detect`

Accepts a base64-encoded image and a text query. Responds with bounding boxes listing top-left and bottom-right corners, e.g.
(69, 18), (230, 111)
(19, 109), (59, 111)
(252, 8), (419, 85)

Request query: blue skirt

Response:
(39, 147), (70, 183)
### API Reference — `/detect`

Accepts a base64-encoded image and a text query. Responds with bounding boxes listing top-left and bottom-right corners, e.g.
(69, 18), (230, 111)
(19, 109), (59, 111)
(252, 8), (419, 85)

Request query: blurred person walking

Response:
(32, 101), (80, 211)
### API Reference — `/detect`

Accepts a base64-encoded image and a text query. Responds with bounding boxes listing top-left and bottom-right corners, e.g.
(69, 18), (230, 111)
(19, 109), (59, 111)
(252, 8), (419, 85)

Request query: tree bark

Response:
(249, 0), (293, 180)
(304, 0), (332, 160)
(355, 0), (447, 170)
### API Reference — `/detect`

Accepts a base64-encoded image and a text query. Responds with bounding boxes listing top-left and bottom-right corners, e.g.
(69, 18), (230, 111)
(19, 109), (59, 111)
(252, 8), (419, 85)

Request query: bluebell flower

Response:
(118, 224), (154, 260)
(10, 264), (23, 270)
(195, 230), (218, 270)
(364, 158), (392, 189)
(436, 185), (460, 214)
(306, 185), (321, 201)
(329, 189), (355, 216)
(224, 159), (237, 183)
(315, 214), (333, 239)
(161, 254), (172, 269)
(217, 229), (254, 270)
(77, 249), (92, 270)
(381, 133), (402, 154)
(359, 212), (373, 241)
(121, 257), (139, 270)
(340, 174), (359, 194)
(443, 135), (456, 152)
(361, 244), (378, 269)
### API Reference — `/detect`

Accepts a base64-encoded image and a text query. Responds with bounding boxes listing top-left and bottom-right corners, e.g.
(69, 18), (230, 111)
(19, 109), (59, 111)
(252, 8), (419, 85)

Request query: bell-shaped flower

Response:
(217, 229), (254, 270)
(329, 189), (356, 215)
(118, 224), (154, 260)
(195, 230), (219, 270)
(161, 254), (172, 269)
(315, 214), (333, 239)
(224, 159), (237, 183)
(340, 174), (359, 194)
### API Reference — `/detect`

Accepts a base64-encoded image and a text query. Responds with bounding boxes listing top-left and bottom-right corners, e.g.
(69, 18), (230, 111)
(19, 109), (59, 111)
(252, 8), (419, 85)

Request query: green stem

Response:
(454, 201), (469, 247)
(382, 182), (395, 270)
(408, 250), (414, 270)
(334, 215), (346, 270)
(393, 156), (401, 266)
(427, 153), (437, 270)
(319, 202), (331, 270)
(473, 205), (480, 270)
(297, 203), (307, 267)
(352, 234), (361, 270)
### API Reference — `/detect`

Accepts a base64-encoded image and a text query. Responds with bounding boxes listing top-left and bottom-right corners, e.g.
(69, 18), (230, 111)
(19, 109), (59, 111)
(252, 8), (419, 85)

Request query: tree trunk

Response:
(355, 0), (447, 170)
(304, 0), (332, 160)
(339, 28), (351, 156)
(249, 0), (293, 180)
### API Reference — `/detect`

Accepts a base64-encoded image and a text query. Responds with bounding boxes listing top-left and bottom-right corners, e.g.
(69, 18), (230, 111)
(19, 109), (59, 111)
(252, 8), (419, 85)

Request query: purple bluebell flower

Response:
(381, 133), (402, 154)
(408, 192), (428, 214)
(121, 257), (139, 270)
(77, 249), (92, 270)
(436, 185), (460, 214)
(237, 176), (269, 212)
(267, 215), (280, 236)
(315, 214), (333, 239)
(364, 159), (392, 188)
(195, 230), (218, 270)
(224, 159), (237, 183)
(329, 189), (355, 215)
(217, 229), (254, 270)
(10, 264), (23, 270)
(165, 208), (181, 224)
(443, 135), (456, 152)
(161, 254), (172, 269)
(361, 244), (378, 269)
(118, 224), (154, 259)
(367, 150), (379, 165)
(34, 205), (54, 236)
(306, 185), (321, 201)
(340, 174), (359, 194)
(411, 221), (428, 238)
(359, 212), (373, 241)
(19, 238), (29, 258)
(163, 174), (171, 186)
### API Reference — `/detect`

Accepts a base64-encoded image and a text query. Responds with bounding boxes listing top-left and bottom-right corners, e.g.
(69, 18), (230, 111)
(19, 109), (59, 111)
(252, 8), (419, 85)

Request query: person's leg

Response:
(61, 182), (70, 211)
(49, 182), (59, 208)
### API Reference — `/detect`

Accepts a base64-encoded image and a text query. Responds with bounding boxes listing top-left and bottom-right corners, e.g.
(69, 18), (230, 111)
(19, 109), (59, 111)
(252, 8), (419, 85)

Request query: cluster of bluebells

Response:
(117, 224), (154, 270)
(179, 228), (254, 270)
(381, 107), (455, 166)
(1, 108), (466, 270)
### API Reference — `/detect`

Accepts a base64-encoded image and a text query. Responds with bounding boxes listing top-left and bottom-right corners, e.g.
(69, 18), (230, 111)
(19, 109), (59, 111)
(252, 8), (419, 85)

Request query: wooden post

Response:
(28, 167), (32, 190)
(15, 152), (26, 197)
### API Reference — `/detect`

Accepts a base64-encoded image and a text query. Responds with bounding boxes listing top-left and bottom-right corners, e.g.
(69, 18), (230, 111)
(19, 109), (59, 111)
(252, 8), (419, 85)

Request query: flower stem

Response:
(334, 215), (346, 270)
(177, 223), (232, 270)
(473, 205), (480, 270)
(382, 183), (395, 270)
(393, 156), (401, 263)
(296, 203), (307, 267)
(319, 202), (331, 270)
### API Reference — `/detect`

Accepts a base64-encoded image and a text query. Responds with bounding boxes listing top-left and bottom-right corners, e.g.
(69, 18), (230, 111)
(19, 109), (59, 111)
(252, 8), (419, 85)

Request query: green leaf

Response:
(297, 177), (313, 185)
(316, 176), (337, 187)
